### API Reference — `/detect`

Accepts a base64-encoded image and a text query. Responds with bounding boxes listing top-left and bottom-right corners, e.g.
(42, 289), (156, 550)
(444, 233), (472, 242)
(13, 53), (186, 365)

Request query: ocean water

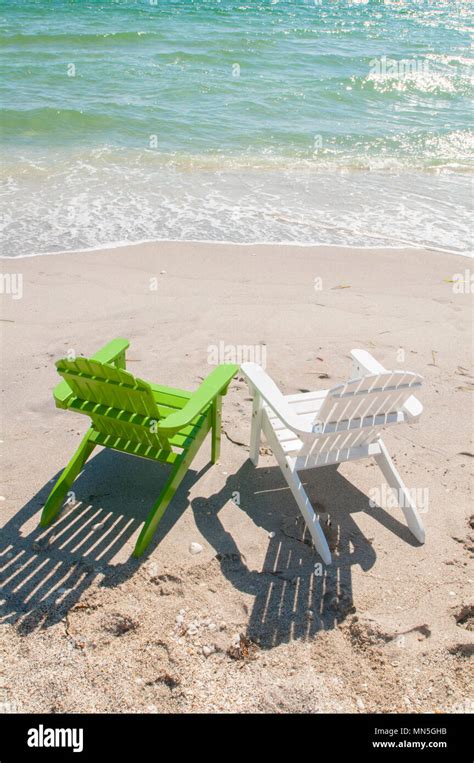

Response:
(0, 0), (472, 257)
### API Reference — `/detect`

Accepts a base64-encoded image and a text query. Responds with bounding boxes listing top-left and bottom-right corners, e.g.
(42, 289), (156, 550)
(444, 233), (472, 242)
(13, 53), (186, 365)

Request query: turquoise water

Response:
(1, 0), (472, 255)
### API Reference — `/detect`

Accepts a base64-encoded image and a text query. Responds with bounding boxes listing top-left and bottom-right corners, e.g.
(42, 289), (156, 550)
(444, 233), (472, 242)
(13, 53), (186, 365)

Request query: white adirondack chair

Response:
(242, 350), (425, 564)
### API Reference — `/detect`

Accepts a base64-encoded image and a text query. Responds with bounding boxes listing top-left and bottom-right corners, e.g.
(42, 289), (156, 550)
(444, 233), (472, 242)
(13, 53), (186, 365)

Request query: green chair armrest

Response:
(91, 338), (130, 366)
(53, 338), (130, 408)
(53, 379), (75, 408)
(158, 364), (239, 434)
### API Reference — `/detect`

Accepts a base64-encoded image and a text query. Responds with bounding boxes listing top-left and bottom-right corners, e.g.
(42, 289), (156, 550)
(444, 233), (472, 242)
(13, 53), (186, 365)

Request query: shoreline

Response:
(1, 237), (471, 261)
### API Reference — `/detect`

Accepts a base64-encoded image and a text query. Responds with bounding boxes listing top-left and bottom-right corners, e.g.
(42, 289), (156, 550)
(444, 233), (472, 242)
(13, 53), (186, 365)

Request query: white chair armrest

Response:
(350, 349), (387, 377)
(241, 362), (313, 435)
(402, 394), (423, 421)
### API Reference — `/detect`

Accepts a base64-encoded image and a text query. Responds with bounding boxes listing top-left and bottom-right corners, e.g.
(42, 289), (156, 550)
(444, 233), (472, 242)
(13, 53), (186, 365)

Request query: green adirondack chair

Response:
(40, 338), (238, 557)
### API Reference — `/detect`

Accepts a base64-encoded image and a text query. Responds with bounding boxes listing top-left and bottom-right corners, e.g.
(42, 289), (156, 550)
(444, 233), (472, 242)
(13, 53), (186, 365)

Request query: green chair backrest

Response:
(56, 357), (165, 449)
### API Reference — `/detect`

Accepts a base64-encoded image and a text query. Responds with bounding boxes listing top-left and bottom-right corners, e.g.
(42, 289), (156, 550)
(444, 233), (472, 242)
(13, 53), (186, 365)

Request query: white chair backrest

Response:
(315, 370), (422, 428)
(302, 370), (423, 457)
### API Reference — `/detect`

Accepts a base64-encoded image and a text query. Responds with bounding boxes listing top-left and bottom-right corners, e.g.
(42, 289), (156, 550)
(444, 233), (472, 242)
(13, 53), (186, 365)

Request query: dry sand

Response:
(0, 241), (472, 713)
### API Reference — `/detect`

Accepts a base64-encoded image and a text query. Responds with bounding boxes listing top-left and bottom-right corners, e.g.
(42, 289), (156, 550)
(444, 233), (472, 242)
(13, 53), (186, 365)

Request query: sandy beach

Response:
(0, 241), (472, 713)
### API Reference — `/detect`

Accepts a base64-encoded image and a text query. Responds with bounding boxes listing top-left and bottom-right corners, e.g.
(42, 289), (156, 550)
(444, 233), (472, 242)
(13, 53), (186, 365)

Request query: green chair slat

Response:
(88, 431), (178, 465)
(150, 383), (193, 408)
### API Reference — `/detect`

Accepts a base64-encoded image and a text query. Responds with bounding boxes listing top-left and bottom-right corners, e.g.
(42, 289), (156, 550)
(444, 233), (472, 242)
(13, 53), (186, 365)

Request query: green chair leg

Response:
(133, 423), (210, 558)
(211, 395), (222, 464)
(40, 428), (96, 528)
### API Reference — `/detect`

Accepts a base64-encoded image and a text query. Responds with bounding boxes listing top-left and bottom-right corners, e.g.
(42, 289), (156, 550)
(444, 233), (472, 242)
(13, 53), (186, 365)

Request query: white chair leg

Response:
(283, 461), (333, 565)
(374, 439), (425, 544)
(249, 391), (263, 466)
(263, 418), (332, 564)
